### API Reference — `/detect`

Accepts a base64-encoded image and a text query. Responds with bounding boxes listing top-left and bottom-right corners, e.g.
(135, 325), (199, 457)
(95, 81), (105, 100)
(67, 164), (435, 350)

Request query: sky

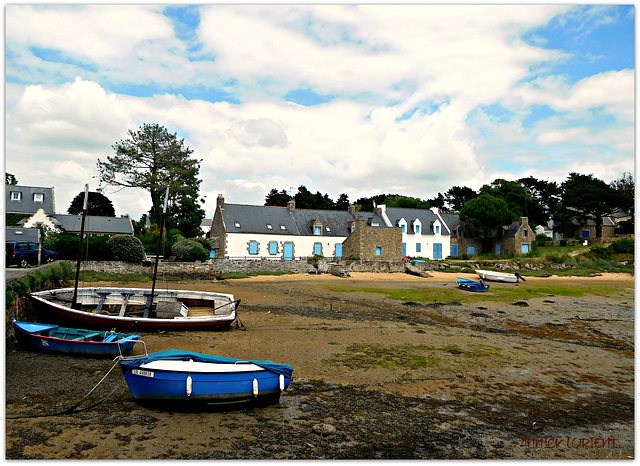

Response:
(5, 4), (635, 221)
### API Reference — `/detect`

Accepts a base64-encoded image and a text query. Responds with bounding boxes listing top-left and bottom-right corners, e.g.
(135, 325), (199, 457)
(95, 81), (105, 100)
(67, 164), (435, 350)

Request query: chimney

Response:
(348, 204), (356, 217)
(217, 194), (225, 210)
(288, 199), (295, 213)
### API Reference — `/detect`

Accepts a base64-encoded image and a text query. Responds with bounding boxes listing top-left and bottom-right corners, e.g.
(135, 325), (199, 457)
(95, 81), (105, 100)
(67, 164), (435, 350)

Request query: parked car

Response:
(6, 241), (58, 268)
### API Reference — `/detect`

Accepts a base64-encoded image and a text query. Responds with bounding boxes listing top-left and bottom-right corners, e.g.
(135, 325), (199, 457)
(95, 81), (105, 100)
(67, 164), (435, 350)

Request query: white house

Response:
(207, 195), (389, 260)
(377, 205), (452, 259)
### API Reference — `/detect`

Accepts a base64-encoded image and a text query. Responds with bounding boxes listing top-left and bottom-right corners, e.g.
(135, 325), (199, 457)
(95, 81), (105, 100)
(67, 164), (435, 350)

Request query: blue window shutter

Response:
(416, 225), (420, 234)
(249, 242), (258, 254)
(336, 244), (342, 258)
(452, 245), (457, 257)
(468, 245), (476, 255)
(416, 243), (421, 253)
(314, 243), (322, 255)
(402, 243), (406, 256)
(269, 242), (277, 254)
(376, 247), (382, 256)
(402, 225), (405, 233)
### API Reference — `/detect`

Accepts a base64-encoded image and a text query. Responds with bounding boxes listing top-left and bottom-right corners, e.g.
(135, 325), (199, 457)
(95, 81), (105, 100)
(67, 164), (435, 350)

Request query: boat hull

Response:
(11, 319), (139, 356)
(119, 351), (293, 405)
(475, 269), (519, 283)
(456, 278), (490, 292)
(28, 287), (238, 331)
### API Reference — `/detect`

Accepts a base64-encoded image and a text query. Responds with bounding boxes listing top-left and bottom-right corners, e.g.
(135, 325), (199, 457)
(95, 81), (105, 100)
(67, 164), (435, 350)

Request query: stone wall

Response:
(342, 218), (403, 261)
(78, 258), (410, 277)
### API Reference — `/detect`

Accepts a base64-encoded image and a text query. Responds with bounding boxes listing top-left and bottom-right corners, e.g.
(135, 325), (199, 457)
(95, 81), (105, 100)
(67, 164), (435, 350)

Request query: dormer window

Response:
(314, 226), (321, 235)
(415, 224), (420, 234)
(33, 193), (44, 203)
(435, 225), (440, 234)
(11, 191), (21, 201)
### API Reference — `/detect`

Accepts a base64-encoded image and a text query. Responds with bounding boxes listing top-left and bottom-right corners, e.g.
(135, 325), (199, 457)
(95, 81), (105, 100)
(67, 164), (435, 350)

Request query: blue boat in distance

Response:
(457, 277), (490, 292)
(119, 349), (293, 406)
(11, 318), (140, 356)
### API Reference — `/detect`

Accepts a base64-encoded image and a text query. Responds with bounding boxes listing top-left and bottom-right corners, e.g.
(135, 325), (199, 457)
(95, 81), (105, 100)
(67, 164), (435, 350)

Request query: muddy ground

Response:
(5, 271), (634, 459)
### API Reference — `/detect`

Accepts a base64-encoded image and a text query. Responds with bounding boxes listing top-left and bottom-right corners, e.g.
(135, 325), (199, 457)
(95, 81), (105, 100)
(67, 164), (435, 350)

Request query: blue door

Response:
(495, 244), (501, 256)
(402, 243), (407, 256)
(433, 243), (442, 259)
(335, 244), (343, 259)
(452, 245), (457, 257)
(284, 243), (293, 260)
(521, 244), (530, 254)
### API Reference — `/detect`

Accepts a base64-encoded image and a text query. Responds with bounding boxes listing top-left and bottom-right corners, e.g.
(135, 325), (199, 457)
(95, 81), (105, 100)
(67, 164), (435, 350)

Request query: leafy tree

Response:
(426, 193), (446, 211)
(354, 194), (398, 212)
(560, 173), (618, 238)
(610, 172), (634, 216)
(335, 193), (350, 210)
(517, 176), (561, 225)
(169, 195), (206, 238)
(6, 173), (17, 185)
(68, 191), (116, 217)
(385, 195), (430, 209)
(460, 194), (517, 250)
(444, 186), (477, 212)
(97, 123), (203, 233)
(265, 189), (291, 207)
(480, 179), (538, 221)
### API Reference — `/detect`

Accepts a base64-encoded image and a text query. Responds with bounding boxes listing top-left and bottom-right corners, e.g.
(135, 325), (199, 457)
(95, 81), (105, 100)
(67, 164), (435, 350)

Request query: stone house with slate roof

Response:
(207, 195), (397, 260)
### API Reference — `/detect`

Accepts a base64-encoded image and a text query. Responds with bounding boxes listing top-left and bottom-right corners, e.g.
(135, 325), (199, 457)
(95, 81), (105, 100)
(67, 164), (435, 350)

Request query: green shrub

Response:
(172, 239), (207, 261)
(106, 235), (146, 263)
(183, 245), (209, 262)
(191, 237), (212, 252)
(609, 238), (634, 254)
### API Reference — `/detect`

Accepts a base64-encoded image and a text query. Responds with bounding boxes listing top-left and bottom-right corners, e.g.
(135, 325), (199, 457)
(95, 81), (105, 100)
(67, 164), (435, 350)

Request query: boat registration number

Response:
(132, 369), (154, 378)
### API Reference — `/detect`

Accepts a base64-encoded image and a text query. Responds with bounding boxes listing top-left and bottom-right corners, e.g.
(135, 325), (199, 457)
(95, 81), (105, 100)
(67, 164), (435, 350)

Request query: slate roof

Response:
(221, 204), (388, 237)
(6, 185), (55, 215)
(439, 213), (465, 232)
(6, 227), (40, 243)
(384, 207), (450, 236)
(51, 214), (134, 235)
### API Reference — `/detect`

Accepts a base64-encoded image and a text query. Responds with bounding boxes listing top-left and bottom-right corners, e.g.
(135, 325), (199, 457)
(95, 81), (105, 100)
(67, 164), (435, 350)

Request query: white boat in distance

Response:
(475, 269), (525, 283)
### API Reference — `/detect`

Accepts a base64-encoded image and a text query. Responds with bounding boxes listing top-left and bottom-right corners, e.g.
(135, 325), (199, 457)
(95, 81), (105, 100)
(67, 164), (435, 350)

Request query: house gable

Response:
(6, 185), (55, 215)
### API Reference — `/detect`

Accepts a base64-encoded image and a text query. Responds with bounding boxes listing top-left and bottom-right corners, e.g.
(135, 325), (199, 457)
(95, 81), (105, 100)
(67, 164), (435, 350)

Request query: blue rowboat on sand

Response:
(11, 318), (140, 356)
(457, 277), (490, 292)
(119, 349), (293, 406)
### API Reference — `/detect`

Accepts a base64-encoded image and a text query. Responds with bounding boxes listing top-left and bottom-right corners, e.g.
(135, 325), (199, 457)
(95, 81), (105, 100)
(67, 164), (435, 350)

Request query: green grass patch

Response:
(326, 278), (632, 304)
(77, 270), (183, 282)
(213, 271), (292, 280)
(327, 343), (441, 369)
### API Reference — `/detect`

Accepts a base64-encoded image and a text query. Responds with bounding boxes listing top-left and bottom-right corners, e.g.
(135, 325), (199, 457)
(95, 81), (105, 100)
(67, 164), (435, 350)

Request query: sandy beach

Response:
(5, 271), (634, 459)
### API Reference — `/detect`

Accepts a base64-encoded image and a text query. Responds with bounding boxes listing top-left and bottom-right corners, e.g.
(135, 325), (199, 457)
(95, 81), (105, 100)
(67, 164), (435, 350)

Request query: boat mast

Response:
(146, 186), (169, 316)
(71, 184), (89, 309)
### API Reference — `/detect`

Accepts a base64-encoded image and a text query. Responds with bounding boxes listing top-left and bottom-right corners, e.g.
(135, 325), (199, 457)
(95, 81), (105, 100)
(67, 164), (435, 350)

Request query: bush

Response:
(106, 235), (146, 263)
(183, 245), (209, 262)
(609, 238), (634, 254)
(172, 239), (207, 261)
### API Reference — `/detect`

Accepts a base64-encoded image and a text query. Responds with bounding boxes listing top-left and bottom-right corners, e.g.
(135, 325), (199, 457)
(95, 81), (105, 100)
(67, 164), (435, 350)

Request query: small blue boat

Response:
(11, 318), (140, 356)
(119, 349), (293, 406)
(457, 277), (490, 292)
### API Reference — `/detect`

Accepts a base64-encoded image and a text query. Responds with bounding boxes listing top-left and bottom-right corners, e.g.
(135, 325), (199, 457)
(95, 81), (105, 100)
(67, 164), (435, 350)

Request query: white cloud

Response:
(4, 5), (634, 221)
